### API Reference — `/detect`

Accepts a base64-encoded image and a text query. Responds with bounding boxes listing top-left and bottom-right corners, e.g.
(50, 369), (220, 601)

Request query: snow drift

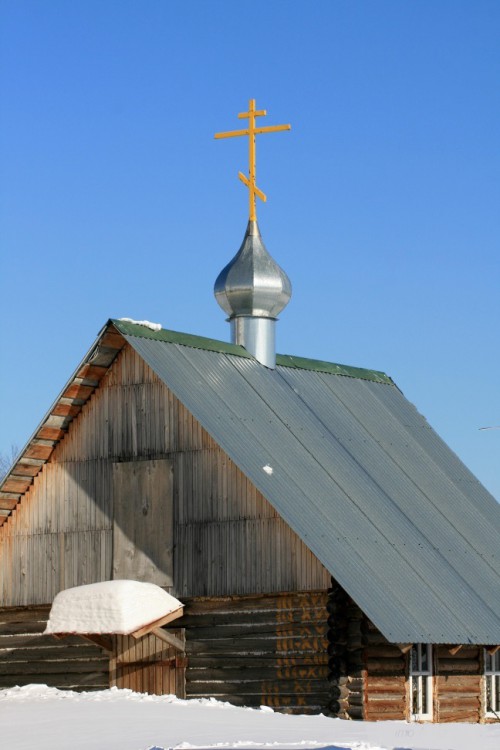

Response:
(44, 580), (183, 635)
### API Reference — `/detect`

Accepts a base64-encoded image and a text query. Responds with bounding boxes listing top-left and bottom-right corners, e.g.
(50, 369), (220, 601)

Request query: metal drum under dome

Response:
(214, 219), (291, 368)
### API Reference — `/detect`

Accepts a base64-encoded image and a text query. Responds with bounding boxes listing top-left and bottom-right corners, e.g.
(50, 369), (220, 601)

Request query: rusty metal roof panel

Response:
(122, 332), (500, 645)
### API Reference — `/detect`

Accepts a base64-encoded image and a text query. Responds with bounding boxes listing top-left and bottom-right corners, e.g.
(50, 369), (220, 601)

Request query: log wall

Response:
(0, 606), (108, 690)
(0, 597), (492, 722)
(327, 580), (486, 723)
(327, 582), (366, 719)
(435, 646), (481, 722)
(0, 343), (329, 606)
(0, 592), (330, 714)
(179, 591), (330, 714)
(363, 620), (406, 721)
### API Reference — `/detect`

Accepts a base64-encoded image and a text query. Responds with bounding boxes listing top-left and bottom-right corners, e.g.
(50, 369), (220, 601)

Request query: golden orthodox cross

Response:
(215, 99), (291, 222)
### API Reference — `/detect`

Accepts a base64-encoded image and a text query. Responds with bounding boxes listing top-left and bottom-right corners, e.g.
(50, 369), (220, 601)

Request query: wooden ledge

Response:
(49, 605), (184, 651)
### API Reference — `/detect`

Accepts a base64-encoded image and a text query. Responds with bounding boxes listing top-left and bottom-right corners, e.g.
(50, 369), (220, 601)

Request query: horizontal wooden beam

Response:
(76, 364), (108, 381)
(24, 444), (53, 460)
(37, 426), (67, 441)
(100, 331), (125, 349)
(0, 491), (21, 501)
(0, 498), (18, 515)
(50, 632), (114, 652)
(13, 463), (42, 477)
(63, 384), (94, 401)
(2, 477), (32, 493)
(51, 403), (81, 417)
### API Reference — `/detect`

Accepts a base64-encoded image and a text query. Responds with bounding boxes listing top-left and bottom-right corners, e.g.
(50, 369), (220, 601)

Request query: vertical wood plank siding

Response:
(180, 591), (330, 714)
(0, 343), (329, 606)
(0, 607), (108, 690)
(110, 631), (186, 697)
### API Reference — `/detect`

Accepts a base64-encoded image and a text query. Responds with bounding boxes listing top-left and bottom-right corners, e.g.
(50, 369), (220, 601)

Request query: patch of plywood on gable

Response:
(112, 459), (174, 587)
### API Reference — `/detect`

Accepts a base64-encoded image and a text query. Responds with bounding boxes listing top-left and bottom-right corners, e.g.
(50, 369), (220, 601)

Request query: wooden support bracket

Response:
(448, 644), (463, 656)
(151, 627), (185, 652)
(130, 606), (184, 639)
(486, 645), (500, 656)
(396, 643), (413, 655)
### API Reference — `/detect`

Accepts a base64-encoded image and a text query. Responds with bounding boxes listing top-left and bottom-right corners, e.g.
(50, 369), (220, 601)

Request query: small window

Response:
(410, 644), (433, 720)
(484, 649), (500, 718)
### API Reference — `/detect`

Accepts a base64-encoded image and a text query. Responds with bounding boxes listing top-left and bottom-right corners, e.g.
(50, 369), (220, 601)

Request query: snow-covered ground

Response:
(1, 685), (499, 750)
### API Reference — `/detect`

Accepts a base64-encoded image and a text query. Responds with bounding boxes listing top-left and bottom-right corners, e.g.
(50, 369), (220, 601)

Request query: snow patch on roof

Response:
(119, 317), (162, 332)
(44, 580), (182, 635)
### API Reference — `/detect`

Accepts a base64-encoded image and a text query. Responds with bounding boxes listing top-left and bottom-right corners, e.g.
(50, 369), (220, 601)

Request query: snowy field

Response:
(1, 685), (499, 750)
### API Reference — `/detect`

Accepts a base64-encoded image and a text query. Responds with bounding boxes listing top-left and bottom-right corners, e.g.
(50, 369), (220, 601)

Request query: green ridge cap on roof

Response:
(275, 353), (392, 384)
(112, 319), (253, 357)
(112, 319), (393, 384)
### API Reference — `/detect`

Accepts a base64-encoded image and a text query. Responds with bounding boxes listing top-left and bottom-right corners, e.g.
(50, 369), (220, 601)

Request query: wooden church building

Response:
(1, 103), (499, 722)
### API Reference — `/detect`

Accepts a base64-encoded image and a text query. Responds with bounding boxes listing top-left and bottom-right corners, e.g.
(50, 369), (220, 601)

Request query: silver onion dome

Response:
(214, 220), (291, 368)
(214, 220), (291, 319)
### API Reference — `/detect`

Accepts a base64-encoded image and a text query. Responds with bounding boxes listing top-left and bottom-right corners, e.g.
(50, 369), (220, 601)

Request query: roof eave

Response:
(0, 320), (127, 525)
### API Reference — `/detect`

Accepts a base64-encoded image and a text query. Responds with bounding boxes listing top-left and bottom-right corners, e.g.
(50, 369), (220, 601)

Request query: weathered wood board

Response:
(111, 630), (186, 697)
(112, 459), (173, 586)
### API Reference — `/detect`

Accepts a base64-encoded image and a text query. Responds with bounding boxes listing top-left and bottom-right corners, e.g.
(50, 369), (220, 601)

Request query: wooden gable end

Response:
(0, 343), (330, 607)
(0, 328), (126, 523)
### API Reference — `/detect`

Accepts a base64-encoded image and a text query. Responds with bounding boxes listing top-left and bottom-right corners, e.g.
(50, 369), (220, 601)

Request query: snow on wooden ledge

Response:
(44, 580), (184, 638)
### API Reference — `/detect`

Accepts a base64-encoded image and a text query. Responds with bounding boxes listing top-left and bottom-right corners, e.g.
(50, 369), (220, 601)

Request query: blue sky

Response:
(1, 0), (499, 499)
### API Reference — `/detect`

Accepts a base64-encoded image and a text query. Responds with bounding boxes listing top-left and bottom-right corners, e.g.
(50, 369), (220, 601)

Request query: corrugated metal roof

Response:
(0, 319), (390, 524)
(119, 325), (500, 645)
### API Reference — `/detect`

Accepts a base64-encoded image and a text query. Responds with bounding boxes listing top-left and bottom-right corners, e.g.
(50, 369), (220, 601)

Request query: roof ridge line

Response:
(112, 319), (393, 384)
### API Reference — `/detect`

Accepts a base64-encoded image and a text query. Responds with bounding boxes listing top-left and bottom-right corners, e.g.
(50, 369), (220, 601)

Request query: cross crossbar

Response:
(215, 98), (290, 221)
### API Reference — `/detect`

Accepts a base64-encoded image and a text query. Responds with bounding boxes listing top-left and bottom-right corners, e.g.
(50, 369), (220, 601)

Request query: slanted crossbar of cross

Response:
(215, 99), (290, 222)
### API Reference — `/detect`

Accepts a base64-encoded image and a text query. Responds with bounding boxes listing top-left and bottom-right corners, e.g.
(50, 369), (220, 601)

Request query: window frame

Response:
(484, 649), (500, 719)
(409, 643), (433, 721)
